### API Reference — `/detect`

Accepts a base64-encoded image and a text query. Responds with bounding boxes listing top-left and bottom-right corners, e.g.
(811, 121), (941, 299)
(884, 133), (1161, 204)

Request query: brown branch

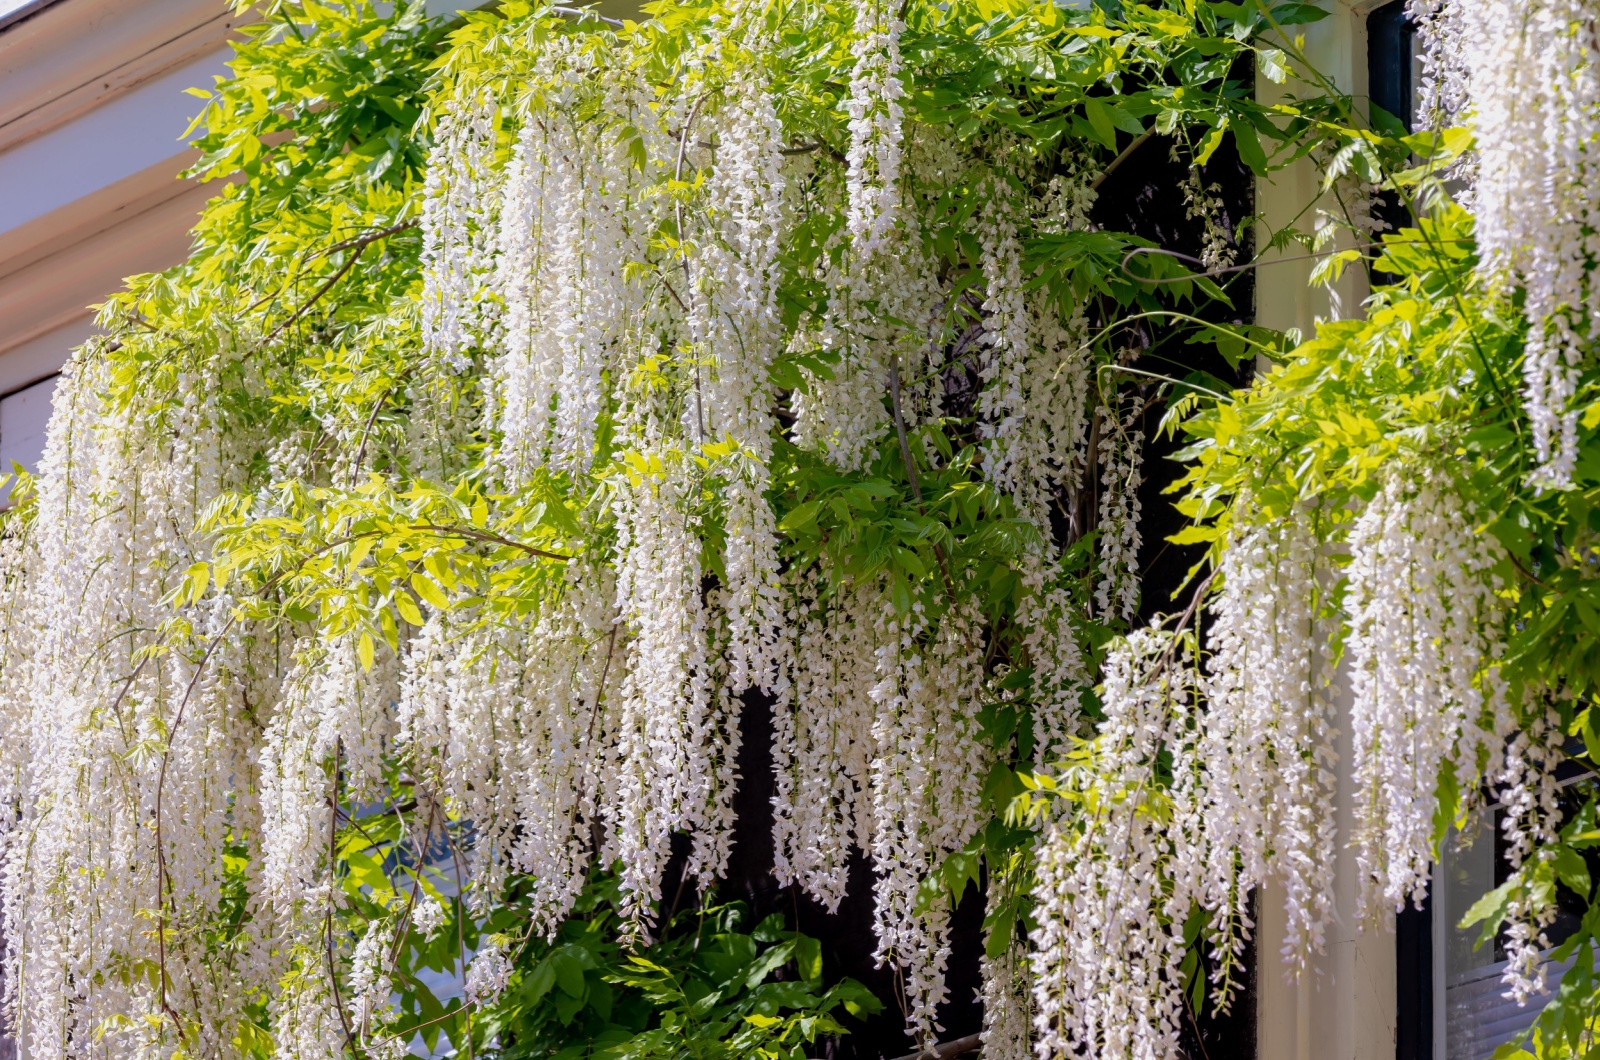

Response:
(1091, 127), (1157, 191)
(410, 523), (571, 562)
(1117, 238), (1471, 287)
(781, 140), (848, 164)
(370, 999), (478, 1048)
(325, 745), (365, 1060)
(889, 1032), (982, 1060)
(349, 373), (409, 489)
(661, 278), (689, 314)
(384, 803), (435, 981)
(673, 95), (708, 442)
(1153, 569), (1218, 673)
(551, 5), (624, 27)
(265, 220), (418, 341)
(1509, 552), (1546, 587)
(107, 653), (155, 721)
(247, 223), (414, 315)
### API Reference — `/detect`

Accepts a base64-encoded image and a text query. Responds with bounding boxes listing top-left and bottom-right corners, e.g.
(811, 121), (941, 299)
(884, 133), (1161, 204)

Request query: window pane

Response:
(1439, 786), (1595, 1060)
(0, 374), (57, 503)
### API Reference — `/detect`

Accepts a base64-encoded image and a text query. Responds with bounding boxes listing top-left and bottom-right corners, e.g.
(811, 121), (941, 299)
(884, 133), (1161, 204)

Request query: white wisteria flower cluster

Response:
(412, 23), (1128, 1043)
(1345, 467), (1516, 919)
(5, 5), (1569, 1060)
(1028, 628), (1206, 1060)
(1410, 0), (1600, 487)
(0, 343), (274, 1060)
(1028, 464), (1537, 1059)
(0, 10), (1145, 1057)
(1200, 508), (1337, 974)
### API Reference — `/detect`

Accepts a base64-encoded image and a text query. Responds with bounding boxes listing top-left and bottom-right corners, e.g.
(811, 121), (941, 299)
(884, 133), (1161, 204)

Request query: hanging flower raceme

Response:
(1095, 398), (1144, 623)
(975, 180), (1096, 529)
(1494, 707), (1565, 1003)
(0, 3), (1334, 1056)
(608, 432), (729, 937)
(490, 52), (655, 481)
(1029, 628), (1206, 1060)
(421, 94), (498, 372)
(1345, 466), (1516, 919)
(1411, 0), (1600, 487)
(0, 336), (271, 1060)
(844, 0), (907, 256)
(1200, 508), (1337, 982)
(394, 563), (617, 936)
(979, 923), (1033, 1060)
(1015, 544), (1088, 766)
(868, 600), (990, 1043)
(770, 565), (882, 910)
(697, 70), (789, 693)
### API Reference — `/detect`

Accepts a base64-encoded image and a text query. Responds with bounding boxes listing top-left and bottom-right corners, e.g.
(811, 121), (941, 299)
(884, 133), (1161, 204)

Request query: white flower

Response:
(1200, 509), (1337, 978)
(1412, 0), (1600, 486)
(1094, 400), (1144, 623)
(465, 934), (515, 1005)
(1345, 467), (1516, 920)
(845, 0), (907, 255)
(410, 895), (449, 942)
(1030, 629), (1205, 1060)
(421, 95), (499, 370)
(348, 918), (396, 1032)
(1495, 707), (1563, 1004)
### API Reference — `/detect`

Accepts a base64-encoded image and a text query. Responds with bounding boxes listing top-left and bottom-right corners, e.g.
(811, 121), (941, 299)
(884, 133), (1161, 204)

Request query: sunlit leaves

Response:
(201, 472), (579, 658)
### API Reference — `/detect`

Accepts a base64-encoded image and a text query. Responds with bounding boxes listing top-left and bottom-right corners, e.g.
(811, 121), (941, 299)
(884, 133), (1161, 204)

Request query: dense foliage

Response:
(2, 1), (1597, 1060)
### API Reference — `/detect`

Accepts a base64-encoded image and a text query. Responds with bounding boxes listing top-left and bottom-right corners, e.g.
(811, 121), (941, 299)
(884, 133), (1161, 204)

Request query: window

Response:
(1367, 1), (1417, 133)
(0, 373), (56, 504)
(1367, 1), (1419, 240)
(1399, 773), (1599, 1060)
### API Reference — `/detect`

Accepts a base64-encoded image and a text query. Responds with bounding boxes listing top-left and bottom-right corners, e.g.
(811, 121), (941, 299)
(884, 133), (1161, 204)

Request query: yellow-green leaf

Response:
(395, 593), (423, 627)
(412, 573), (449, 609)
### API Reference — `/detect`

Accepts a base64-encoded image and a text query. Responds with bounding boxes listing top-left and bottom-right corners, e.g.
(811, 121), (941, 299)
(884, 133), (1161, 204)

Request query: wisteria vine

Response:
(0, 3), (1596, 1060)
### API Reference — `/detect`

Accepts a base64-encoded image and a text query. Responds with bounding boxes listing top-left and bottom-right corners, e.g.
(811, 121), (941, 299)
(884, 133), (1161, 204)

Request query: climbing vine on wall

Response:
(3, 1), (1599, 1059)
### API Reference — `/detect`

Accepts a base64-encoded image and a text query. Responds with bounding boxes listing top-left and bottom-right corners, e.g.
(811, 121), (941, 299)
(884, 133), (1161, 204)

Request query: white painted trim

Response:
(0, 0), (64, 34)
(0, 317), (84, 398)
(0, 0), (242, 155)
(0, 50), (226, 243)
(0, 175), (212, 357)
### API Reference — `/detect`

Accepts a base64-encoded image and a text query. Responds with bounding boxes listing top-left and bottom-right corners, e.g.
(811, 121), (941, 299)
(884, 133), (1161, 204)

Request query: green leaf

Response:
(793, 935), (823, 983)
(1196, 123), (1228, 167)
(1555, 847), (1592, 900)
(1461, 878), (1516, 947)
(1258, 47), (1287, 84)
(1082, 98), (1118, 150)
(521, 958), (556, 1005)
(1231, 122), (1268, 174)
(552, 950), (586, 999)
(983, 902), (1017, 960)
(1269, 2), (1332, 25)
(779, 500), (822, 533)
(395, 592), (424, 627)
